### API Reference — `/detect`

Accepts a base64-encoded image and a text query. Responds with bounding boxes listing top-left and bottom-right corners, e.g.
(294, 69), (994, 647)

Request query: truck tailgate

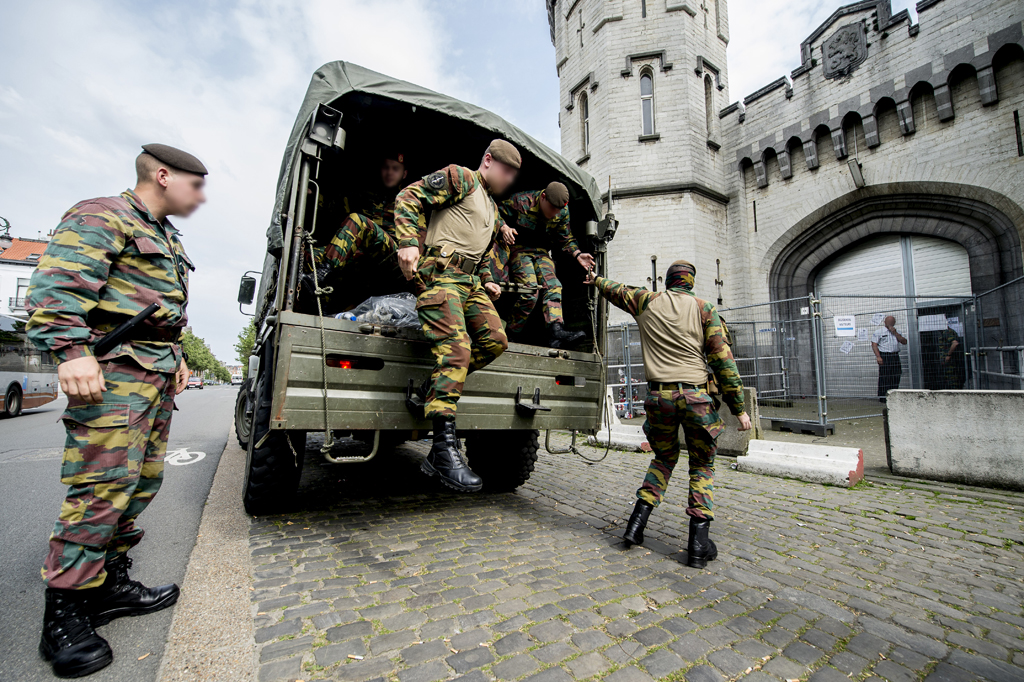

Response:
(270, 311), (605, 432)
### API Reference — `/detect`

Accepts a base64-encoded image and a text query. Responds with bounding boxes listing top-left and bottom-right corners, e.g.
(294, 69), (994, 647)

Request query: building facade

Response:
(548, 0), (1024, 320)
(0, 237), (47, 318)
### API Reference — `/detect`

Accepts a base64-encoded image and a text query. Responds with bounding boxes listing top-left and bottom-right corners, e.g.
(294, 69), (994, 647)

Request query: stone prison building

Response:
(547, 0), (1023, 395)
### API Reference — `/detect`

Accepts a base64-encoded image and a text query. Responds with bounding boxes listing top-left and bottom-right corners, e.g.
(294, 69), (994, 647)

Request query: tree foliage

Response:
(181, 329), (232, 382)
(235, 319), (257, 366)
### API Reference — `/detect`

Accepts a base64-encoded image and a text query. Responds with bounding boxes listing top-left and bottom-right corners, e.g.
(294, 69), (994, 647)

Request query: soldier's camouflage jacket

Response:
(595, 276), (746, 416)
(26, 189), (192, 374)
(498, 190), (580, 257)
(393, 165), (504, 285)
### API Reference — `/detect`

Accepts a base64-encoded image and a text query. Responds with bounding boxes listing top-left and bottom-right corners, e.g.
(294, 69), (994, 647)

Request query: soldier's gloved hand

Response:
(737, 413), (752, 431)
(499, 224), (517, 245)
(576, 252), (596, 271)
(398, 246), (420, 281)
(483, 282), (501, 301)
(175, 360), (190, 395)
(58, 355), (106, 405)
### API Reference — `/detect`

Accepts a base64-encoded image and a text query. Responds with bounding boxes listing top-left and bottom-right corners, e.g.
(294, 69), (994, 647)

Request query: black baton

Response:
(94, 303), (160, 357)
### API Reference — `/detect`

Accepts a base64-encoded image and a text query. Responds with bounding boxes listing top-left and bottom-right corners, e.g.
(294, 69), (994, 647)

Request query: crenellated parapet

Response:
(723, 0), (1024, 187)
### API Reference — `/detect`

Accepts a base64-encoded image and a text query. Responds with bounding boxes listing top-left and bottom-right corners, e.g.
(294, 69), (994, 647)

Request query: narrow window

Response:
(580, 93), (590, 155)
(640, 71), (655, 136)
(704, 75), (714, 135)
(641, 0), (647, 18)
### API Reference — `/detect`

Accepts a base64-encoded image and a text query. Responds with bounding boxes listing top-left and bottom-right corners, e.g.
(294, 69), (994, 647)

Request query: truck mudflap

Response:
(269, 311), (605, 433)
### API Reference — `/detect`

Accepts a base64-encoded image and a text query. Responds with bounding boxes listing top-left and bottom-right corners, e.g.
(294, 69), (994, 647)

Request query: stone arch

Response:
(764, 182), (1024, 302)
(872, 97), (899, 145)
(761, 146), (780, 184)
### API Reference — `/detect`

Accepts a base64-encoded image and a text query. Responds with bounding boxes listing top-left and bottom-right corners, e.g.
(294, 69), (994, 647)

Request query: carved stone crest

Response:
(822, 23), (867, 79)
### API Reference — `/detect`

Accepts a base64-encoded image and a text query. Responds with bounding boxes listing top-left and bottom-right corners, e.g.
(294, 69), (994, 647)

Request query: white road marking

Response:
(165, 448), (207, 465)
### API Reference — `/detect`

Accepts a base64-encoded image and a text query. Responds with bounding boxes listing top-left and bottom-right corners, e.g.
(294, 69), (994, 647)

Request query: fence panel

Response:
(601, 278), (1023, 434)
(720, 296), (825, 429)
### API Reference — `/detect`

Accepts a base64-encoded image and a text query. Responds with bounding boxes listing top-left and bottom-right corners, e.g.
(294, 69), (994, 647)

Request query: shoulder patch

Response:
(426, 172), (448, 191)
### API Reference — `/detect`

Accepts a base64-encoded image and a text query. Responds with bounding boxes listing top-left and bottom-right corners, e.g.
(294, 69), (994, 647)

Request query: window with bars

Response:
(580, 92), (590, 155)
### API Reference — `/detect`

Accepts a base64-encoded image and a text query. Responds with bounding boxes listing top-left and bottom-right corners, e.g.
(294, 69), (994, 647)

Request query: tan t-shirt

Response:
(635, 291), (709, 384)
(425, 184), (494, 261)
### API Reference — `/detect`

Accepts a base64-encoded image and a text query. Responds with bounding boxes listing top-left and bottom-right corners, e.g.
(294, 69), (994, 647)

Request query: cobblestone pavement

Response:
(248, 434), (1024, 682)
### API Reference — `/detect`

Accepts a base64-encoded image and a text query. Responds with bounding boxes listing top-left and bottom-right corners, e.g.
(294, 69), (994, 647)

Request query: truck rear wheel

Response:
(234, 378), (253, 449)
(464, 429), (539, 492)
(243, 342), (305, 515)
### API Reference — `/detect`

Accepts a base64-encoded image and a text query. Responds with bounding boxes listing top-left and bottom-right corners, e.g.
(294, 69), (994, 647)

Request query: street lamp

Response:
(0, 217), (12, 251)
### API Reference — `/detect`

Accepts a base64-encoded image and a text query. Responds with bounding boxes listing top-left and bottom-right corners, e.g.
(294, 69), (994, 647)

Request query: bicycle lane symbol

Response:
(165, 448), (207, 466)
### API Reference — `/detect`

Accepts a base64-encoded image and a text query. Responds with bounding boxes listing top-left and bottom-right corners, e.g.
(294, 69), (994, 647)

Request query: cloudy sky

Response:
(0, 0), (914, 362)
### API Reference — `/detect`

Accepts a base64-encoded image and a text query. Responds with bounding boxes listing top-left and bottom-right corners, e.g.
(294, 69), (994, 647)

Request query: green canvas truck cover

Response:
(264, 61), (604, 258)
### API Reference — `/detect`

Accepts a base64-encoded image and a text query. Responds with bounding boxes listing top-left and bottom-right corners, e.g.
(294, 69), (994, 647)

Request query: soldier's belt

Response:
(648, 381), (706, 392)
(425, 245), (479, 273)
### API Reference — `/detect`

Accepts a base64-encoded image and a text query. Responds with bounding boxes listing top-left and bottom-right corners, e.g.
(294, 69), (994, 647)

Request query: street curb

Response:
(157, 425), (256, 681)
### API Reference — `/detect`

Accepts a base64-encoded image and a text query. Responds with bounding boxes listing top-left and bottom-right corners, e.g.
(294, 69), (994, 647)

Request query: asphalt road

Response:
(0, 384), (236, 681)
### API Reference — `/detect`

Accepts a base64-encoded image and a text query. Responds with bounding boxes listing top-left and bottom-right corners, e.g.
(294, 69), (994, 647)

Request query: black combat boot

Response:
(421, 418), (483, 492)
(622, 500), (654, 547)
(88, 554), (179, 626)
(548, 323), (586, 349)
(686, 517), (718, 569)
(39, 588), (113, 678)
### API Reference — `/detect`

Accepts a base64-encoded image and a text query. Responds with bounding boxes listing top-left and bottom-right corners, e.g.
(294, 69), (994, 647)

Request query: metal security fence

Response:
(603, 276), (1024, 436)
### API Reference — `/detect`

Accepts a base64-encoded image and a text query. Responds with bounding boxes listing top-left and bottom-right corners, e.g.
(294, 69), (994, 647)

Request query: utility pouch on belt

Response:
(436, 243), (455, 272)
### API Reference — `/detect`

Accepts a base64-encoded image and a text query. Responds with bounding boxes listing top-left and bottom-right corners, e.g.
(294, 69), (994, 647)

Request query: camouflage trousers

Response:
(321, 212), (397, 271)
(415, 256), (508, 419)
(507, 248), (563, 334)
(42, 360), (176, 590)
(639, 384), (724, 520)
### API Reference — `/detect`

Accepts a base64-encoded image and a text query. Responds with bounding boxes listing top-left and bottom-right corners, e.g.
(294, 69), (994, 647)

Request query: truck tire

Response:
(4, 385), (23, 418)
(234, 378), (253, 449)
(464, 429), (539, 492)
(242, 341), (305, 515)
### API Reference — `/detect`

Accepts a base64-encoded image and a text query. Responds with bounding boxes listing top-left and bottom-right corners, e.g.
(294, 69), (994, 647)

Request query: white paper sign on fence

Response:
(857, 328), (869, 341)
(834, 315), (856, 337)
(871, 312), (886, 326)
(840, 341), (855, 354)
(918, 314), (947, 332)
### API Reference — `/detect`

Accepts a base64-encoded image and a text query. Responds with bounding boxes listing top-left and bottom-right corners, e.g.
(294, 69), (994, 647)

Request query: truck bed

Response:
(269, 311), (605, 432)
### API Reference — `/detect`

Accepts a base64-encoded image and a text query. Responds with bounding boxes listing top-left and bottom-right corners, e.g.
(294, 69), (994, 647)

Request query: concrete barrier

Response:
(589, 389), (648, 451)
(885, 390), (1024, 491)
(737, 440), (864, 487)
(718, 388), (762, 456)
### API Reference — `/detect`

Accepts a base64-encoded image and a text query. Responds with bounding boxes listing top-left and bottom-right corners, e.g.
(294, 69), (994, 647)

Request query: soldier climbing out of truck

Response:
(393, 140), (521, 492)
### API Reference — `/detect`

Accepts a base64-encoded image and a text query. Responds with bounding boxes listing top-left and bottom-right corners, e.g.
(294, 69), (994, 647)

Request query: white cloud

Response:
(727, 0), (917, 103)
(0, 0), (456, 362)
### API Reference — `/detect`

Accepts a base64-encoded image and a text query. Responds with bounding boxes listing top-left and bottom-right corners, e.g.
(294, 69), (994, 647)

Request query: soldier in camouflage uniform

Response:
(497, 182), (596, 347)
(938, 325), (965, 389)
(394, 140), (520, 492)
(587, 260), (751, 569)
(303, 150), (422, 297)
(26, 144), (205, 677)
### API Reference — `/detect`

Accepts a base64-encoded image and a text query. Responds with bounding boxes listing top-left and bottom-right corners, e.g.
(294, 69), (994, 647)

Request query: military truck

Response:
(235, 62), (618, 515)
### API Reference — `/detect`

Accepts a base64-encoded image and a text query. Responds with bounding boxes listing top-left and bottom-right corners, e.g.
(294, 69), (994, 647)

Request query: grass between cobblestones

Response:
(246, 433), (1023, 682)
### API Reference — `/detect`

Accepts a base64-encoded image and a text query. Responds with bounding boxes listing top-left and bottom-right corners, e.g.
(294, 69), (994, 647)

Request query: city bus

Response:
(0, 314), (59, 417)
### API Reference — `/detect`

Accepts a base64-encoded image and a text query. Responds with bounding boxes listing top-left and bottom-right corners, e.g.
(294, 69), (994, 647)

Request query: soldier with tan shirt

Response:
(392, 140), (521, 492)
(587, 260), (751, 568)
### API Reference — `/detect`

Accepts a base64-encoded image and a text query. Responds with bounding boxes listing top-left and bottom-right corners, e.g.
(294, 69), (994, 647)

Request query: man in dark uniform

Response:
(26, 144), (206, 677)
(586, 260), (751, 568)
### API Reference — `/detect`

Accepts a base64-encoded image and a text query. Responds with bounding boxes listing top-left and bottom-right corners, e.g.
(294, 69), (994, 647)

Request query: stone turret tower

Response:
(547, 0), (733, 314)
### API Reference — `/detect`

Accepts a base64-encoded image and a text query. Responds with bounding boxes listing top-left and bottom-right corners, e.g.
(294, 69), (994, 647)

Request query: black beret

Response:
(141, 143), (208, 176)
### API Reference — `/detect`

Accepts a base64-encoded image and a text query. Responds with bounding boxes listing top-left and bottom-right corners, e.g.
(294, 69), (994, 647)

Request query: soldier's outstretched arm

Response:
(393, 164), (477, 250)
(701, 303), (746, 416)
(26, 204), (125, 362)
(592, 275), (656, 317)
(550, 208), (581, 258)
